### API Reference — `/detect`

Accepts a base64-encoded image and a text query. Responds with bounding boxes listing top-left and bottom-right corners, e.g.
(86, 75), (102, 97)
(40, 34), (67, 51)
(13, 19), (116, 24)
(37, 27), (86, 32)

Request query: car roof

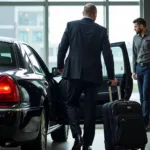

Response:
(0, 36), (26, 44)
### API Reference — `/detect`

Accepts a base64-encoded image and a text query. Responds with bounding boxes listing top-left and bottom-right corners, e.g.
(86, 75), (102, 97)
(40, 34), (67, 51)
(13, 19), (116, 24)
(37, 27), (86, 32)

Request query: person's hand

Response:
(133, 72), (137, 80)
(58, 68), (63, 74)
(110, 78), (118, 86)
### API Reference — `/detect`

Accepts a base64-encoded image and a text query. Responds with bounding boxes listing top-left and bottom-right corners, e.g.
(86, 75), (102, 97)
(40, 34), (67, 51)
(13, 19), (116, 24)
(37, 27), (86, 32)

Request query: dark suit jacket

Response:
(57, 18), (114, 84)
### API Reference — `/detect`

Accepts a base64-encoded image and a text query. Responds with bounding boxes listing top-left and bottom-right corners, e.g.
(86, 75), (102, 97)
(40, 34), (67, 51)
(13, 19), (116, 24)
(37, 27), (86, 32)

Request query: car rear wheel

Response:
(21, 108), (47, 150)
(51, 124), (69, 142)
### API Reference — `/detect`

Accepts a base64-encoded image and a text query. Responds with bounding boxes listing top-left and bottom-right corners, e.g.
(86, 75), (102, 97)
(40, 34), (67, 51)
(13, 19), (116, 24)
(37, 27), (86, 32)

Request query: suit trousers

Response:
(66, 79), (98, 146)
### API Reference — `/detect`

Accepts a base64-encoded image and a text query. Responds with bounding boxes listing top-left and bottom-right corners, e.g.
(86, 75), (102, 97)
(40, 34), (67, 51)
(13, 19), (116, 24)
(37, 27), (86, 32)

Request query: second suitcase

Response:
(102, 82), (147, 150)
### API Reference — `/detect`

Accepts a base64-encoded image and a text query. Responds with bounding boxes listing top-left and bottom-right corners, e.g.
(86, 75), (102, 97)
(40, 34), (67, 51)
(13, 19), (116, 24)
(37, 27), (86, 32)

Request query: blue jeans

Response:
(136, 65), (150, 126)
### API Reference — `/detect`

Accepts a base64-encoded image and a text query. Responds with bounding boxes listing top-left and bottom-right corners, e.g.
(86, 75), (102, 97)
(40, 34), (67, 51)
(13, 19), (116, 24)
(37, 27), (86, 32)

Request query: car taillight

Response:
(0, 75), (20, 102)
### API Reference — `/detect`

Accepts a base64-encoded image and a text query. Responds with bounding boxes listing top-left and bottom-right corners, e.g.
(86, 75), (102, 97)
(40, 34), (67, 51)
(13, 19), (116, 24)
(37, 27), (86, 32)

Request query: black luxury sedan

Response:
(0, 36), (133, 150)
(0, 37), (69, 150)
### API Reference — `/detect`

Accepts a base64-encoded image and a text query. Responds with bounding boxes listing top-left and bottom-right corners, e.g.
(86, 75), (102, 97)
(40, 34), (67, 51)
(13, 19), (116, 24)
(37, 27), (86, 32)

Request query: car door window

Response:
(22, 44), (43, 74)
(96, 42), (131, 103)
(20, 44), (34, 73)
(112, 46), (124, 75)
(102, 46), (124, 76)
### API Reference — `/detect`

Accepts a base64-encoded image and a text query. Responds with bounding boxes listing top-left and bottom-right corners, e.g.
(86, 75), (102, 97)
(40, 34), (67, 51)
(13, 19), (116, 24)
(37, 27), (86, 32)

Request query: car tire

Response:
(21, 108), (47, 150)
(51, 125), (69, 142)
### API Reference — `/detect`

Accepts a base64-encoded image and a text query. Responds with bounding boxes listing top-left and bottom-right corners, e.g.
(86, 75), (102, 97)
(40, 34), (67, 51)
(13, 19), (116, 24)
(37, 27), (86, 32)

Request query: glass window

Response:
(109, 6), (139, 72)
(32, 31), (43, 42)
(0, 6), (45, 61)
(19, 31), (28, 42)
(109, 6), (140, 96)
(0, 42), (16, 66)
(23, 44), (43, 74)
(49, 6), (104, 70)
(109, 6), (140, 44)
(49, 48), (54, 56)
(18, 12), (43, 26)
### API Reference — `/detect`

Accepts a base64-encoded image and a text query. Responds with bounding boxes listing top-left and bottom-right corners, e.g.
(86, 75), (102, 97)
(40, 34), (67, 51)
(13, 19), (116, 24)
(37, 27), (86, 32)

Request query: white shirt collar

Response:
(84, 16), (93, 20)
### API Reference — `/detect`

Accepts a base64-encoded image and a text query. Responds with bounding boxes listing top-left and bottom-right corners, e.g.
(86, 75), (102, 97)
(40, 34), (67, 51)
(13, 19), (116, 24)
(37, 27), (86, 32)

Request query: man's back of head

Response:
(83, 3), (97, 21)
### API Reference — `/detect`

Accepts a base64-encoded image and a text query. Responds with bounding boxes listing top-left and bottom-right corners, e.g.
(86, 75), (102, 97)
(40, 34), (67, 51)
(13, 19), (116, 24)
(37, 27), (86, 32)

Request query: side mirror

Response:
(52, 67), (61, 77)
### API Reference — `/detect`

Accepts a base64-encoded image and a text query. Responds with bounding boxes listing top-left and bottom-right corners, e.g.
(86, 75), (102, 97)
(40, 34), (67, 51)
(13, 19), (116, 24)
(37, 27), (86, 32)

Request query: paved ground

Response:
(0, 128), (149, 150)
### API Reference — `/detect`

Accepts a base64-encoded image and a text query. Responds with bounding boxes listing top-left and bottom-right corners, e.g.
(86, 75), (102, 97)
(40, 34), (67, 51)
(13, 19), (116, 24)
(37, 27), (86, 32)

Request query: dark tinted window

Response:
(0, 42), (16, 66)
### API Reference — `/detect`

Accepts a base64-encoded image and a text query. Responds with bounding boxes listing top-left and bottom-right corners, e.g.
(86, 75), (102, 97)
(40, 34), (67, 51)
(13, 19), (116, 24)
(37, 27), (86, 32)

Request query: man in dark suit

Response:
(57, 3), (118, 150)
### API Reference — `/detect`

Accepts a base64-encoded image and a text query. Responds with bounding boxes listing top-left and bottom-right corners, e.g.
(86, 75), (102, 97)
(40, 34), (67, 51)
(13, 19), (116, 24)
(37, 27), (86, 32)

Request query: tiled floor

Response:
(0, 128), (150, 150)
(48, 129), (150, 150)
(47, 129), (105, 150)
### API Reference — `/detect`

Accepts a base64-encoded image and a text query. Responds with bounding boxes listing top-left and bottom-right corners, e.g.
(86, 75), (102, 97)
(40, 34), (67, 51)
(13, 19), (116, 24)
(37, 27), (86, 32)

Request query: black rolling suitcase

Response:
(102, 82), (147, 150)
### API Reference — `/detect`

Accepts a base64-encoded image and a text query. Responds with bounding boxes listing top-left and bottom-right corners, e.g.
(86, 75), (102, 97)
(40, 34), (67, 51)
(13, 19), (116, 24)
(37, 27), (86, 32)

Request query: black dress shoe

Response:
(72, 134), (83, 150)
(82, 146), (92, 150)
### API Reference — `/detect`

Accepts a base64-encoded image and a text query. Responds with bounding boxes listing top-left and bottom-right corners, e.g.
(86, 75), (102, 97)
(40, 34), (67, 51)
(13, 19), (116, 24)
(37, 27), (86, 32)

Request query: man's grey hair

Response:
(83, 3), (97, 15)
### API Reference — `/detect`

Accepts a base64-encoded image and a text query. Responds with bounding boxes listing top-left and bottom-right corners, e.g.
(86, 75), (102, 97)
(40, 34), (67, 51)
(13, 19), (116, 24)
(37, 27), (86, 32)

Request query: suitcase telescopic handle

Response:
(107, 81), (121, 102)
